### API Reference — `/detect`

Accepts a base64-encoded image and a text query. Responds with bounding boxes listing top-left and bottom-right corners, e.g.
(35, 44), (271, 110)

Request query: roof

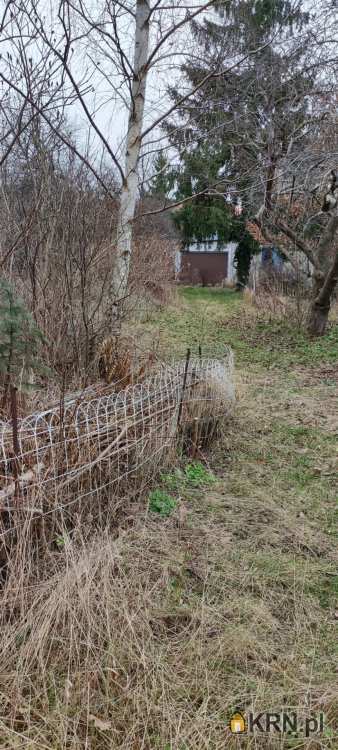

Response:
(246, 221), (265, 243)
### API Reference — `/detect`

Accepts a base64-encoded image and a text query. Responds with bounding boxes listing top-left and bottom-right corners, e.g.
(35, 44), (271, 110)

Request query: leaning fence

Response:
(0, 348), (235, 549)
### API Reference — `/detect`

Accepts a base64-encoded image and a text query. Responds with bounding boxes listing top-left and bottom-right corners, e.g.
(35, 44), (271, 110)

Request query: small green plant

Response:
(55, 534), (70, 549)
(0, 278), (48, 407)
(149, 489), (177, 517)
(184, 461), (215, 487)
(160, 468), (184, 491)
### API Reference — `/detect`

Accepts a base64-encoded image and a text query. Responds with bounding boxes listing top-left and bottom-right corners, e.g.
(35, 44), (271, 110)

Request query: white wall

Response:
(225, 242), (238, 282)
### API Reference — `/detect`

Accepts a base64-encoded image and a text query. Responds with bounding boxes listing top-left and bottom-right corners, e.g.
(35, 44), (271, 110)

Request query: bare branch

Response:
(275, 219), (317, 268)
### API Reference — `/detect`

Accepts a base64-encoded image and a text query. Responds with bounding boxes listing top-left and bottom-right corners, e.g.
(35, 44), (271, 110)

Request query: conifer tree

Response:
(0, 279), (47, 408)
(148, 152), (173, 198)
(167, 0), (312, 220)
(165, 0), (312, 279)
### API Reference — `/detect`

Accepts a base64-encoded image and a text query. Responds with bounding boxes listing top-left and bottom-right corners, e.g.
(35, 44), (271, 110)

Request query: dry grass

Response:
(0, 371), (336, 748)
(246, 284), (338, 332)
(0, 353), (234, 610)
(0, 290), (337, 748)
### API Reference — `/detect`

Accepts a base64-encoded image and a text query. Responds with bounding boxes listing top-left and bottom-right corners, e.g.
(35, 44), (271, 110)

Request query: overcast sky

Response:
(60, 0), (205, 178)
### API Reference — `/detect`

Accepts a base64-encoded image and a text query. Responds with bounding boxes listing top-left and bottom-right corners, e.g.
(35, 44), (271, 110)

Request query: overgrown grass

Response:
(221, 314), (338, 368)
(0, 287), (337, 748)
(180, 286), (239, 305)
(142, 286), (338, 369)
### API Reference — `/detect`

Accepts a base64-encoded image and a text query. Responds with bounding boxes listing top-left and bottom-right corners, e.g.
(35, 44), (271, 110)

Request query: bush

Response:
(184, 461), (216, 487)
(149, 489), (177, 517)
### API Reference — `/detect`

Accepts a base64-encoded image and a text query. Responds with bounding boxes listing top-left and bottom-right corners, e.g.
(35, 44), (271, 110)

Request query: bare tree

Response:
(0, 0), (219, 327)
(0, 0), (281, 334)
(255, 102), (338, 335)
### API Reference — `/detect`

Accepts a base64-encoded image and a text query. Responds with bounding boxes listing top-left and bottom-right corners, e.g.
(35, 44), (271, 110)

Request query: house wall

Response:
(225, 241), (237, 282)
(249, 246), (313, 291)
(179, 251), (228, 285)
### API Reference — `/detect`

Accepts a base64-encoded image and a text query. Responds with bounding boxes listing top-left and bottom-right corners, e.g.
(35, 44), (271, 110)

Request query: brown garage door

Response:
(180, 251), (228, 286)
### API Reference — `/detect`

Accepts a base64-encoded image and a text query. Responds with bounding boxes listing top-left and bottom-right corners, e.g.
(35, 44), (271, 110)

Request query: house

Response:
(175, 213), (312, 289)
(246, 220), (313, 289)
(176, 238), (238, 286)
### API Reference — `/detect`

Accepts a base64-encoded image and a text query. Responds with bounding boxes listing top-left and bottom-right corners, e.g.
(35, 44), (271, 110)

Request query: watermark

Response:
(229, 710), (324, 738)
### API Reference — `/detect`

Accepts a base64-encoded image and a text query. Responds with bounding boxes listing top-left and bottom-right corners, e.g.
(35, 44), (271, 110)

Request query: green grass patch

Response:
(149, 463), (217, 520)
(148, 489), (177, 517)
(179, 286), (239, 306)
(220, 317), (338, 368)
(306, 572), (338, 610)
(184, 461), (216, 487)
(161, 461), (216, 493)
(144, 286), (338, 370)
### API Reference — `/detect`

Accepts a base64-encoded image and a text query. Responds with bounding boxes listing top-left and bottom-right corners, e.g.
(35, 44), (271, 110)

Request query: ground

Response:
(0, 288), (337, 749)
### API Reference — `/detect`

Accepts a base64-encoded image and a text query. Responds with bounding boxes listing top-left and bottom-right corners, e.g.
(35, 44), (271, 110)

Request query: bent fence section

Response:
(0, 349), (235, 542)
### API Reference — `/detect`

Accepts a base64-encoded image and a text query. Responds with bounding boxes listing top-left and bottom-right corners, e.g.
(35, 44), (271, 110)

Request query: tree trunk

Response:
(307, 252), (338, 336)
(109, 0), (150, 332)
(306, 212), (338, 336)
(307, 297), (331, 336)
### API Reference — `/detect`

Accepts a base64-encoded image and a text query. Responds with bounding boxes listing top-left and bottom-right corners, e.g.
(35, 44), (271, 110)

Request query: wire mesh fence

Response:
(0, 348), (235, 550)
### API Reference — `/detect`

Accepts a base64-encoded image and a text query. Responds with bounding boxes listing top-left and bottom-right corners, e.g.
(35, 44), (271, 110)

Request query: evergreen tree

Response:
(172, 140), (234, 245)
(148, 152), (173, 198)
(166, 0), (313, 228)
(231, 217), (260, 288)
(0, 279), (48, 407)
(164, 0), (314, 282)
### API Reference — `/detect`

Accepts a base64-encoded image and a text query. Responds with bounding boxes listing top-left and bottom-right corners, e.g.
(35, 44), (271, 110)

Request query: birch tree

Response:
(1, 0), (283, 332)
(0, 0), (220, 328)
(112, 0), (150, 325)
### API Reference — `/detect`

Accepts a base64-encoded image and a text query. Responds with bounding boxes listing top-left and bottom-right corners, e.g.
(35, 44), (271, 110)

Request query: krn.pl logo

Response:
(229, 711), (246, 734)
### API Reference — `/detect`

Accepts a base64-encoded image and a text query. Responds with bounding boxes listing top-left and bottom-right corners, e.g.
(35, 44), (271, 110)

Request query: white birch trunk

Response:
(110, 0), (150, 330)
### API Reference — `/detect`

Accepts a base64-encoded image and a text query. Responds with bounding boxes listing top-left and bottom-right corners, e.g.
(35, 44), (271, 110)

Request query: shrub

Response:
(184, 461), (216, 487)
(149, 489), (177, 517)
